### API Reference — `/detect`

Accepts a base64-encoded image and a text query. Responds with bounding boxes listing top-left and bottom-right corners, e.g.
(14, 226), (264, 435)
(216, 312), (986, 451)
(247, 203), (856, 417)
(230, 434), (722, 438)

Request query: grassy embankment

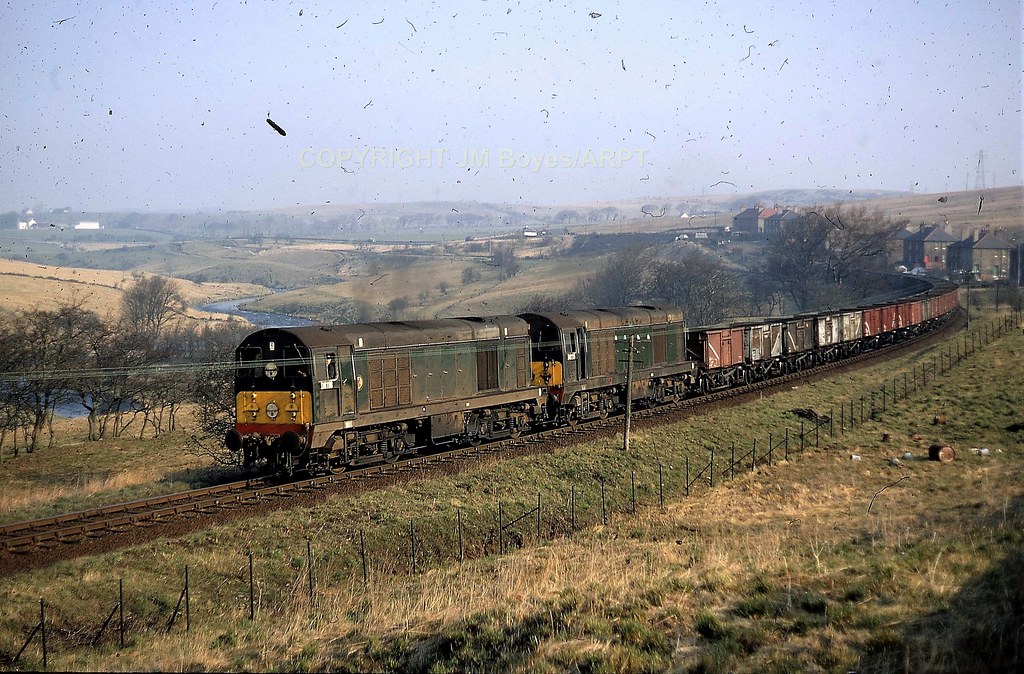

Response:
(1, 309), (1021, 672)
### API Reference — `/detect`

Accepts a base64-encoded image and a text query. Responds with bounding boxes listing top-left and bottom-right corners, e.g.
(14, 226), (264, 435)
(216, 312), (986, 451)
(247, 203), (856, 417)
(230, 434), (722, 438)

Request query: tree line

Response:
(517, 204), (910, 322)
(0, 276), (249, 456)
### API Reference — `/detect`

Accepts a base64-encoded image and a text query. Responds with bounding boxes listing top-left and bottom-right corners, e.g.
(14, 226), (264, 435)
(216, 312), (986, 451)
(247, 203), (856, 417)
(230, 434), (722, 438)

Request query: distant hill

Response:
(14, 186), (1019, 242)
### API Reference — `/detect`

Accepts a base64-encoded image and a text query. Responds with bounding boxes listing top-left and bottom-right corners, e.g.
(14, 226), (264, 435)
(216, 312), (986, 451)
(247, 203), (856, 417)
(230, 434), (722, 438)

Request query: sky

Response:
(0, 0), (1020, 213)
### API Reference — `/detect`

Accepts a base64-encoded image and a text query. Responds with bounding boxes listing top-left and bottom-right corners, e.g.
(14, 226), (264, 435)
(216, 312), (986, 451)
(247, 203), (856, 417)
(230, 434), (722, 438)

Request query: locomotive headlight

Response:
(266, 402), (280, 420)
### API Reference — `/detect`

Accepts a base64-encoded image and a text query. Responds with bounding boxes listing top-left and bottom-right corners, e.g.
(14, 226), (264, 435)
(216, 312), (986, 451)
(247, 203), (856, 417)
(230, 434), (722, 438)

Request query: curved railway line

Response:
(0, 308), (975, 576)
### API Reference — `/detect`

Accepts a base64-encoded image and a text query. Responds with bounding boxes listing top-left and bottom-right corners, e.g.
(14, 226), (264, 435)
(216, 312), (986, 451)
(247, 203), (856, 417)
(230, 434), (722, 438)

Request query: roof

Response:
(906, 226), (958, 243)
(972, 231), (1011, 250)
(519, 306), (684, 332)
(759, 208), (779, 218)
(949, 231), (1011, 250)
(245, 315), (532, 351)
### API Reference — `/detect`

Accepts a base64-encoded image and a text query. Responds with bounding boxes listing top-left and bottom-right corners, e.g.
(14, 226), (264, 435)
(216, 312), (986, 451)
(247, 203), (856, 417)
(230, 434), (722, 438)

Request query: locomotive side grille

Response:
(652, 331), (667, 364)
(516, 344), (530, 388)
(477, 347), (498, 391)
(590, 332), (615, 375)
(369, 356), (412, 409)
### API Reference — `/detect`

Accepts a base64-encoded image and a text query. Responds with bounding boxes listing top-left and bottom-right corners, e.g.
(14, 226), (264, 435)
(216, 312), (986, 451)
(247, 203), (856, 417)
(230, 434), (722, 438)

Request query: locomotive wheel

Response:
(383, 437), (406, 463)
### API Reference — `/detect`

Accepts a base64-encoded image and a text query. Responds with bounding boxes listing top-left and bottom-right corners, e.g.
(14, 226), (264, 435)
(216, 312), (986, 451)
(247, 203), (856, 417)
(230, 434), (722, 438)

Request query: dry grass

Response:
(2, 314), (1021, 672)
(0, 467), (162, 512)
(0, 405), (227, 524)
(0, 258), (264, 320)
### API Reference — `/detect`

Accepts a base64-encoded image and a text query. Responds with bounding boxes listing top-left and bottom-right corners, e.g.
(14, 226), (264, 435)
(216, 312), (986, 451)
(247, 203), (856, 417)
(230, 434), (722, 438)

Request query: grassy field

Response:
(0, 309), (1020, 672)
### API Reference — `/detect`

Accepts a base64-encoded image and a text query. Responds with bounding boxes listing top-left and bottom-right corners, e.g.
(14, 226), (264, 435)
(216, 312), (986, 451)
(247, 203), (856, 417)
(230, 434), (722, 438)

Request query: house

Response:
(890, 227), (915, 264)
(731, 207), (761, 234)
(1010, 244), (1024, 287)
(732, 207), (766, 234)
(763, 209), (799, 239)
(947, 230), (1012, 282)
(903, 225), (958, 272)
(731, 206), (799, 237)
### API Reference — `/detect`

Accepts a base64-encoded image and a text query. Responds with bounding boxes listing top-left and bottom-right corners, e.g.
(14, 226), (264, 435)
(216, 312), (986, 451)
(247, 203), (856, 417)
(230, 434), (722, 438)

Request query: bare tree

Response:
(759, 204), (906, 311)
(0, 320), (31, 457)
(120, 274), (186, 338)
(387, 296), (412, 318)
(492, 243), (520, 278)
(3, 302), (103, 452)
(575, 246), (653, 307)
(745, 273), (785, 317)
(649, 251), (744, 325)
(182, 322), (252, 467)
(761, 211), (835, 311)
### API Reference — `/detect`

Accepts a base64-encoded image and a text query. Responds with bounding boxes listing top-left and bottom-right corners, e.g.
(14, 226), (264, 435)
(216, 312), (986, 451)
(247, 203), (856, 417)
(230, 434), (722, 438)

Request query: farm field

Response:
(1, 308), (1020, 672)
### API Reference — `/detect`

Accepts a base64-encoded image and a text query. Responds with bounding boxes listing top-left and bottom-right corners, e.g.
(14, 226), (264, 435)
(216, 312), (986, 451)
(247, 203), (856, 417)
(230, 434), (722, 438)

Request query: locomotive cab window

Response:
(318, 352), (340, 389)
(282, 345), (310, 379)
(237, 346), (263, 380)
(565, 331), (578, 361)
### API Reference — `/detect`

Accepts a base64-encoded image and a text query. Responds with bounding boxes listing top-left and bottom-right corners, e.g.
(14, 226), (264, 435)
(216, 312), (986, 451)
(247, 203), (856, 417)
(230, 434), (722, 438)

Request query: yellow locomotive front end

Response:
(224, 329), (317, 476)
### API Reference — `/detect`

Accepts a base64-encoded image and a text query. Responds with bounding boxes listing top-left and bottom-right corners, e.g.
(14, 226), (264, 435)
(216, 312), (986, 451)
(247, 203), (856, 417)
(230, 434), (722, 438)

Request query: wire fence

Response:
(6, 310), (1020, 669)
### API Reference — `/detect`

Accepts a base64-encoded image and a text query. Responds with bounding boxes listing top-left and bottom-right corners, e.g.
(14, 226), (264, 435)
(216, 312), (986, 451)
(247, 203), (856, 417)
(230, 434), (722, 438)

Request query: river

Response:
(198, 297), (317, 328)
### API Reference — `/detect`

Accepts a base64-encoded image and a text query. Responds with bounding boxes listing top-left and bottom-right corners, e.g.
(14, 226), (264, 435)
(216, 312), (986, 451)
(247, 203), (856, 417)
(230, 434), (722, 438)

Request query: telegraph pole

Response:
(623, 334), (634, 453)
(966, 276), (971, 328)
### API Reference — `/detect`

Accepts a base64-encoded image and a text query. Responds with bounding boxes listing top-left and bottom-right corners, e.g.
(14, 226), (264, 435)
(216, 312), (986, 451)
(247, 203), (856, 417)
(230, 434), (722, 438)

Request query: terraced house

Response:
(947, 230), (1012, 282)
(902, 224), (959, 272)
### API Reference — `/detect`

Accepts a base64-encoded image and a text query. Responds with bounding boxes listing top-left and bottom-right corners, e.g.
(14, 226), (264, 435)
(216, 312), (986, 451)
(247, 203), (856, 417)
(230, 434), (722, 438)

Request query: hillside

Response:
(0, 258), (265, 321)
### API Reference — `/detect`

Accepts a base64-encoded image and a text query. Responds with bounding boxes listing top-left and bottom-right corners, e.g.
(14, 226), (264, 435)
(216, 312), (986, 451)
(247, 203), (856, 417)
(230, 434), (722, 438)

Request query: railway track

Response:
(0, 312), (964, 567)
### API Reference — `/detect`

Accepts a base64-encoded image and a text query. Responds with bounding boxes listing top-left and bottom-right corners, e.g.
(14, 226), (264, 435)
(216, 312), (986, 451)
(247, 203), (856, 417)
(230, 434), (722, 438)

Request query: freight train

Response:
(225, 279), (960, 476)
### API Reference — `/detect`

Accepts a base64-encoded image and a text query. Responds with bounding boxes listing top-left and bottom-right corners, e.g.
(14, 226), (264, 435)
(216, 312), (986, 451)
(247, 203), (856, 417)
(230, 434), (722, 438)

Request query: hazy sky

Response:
(1, 0), (1020, 212)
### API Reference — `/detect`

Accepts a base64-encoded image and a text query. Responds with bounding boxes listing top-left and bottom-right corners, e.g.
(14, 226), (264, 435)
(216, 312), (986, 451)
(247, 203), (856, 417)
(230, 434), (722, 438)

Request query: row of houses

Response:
(898, 225), (1019, 283)
(732, 207), (1022, 285)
